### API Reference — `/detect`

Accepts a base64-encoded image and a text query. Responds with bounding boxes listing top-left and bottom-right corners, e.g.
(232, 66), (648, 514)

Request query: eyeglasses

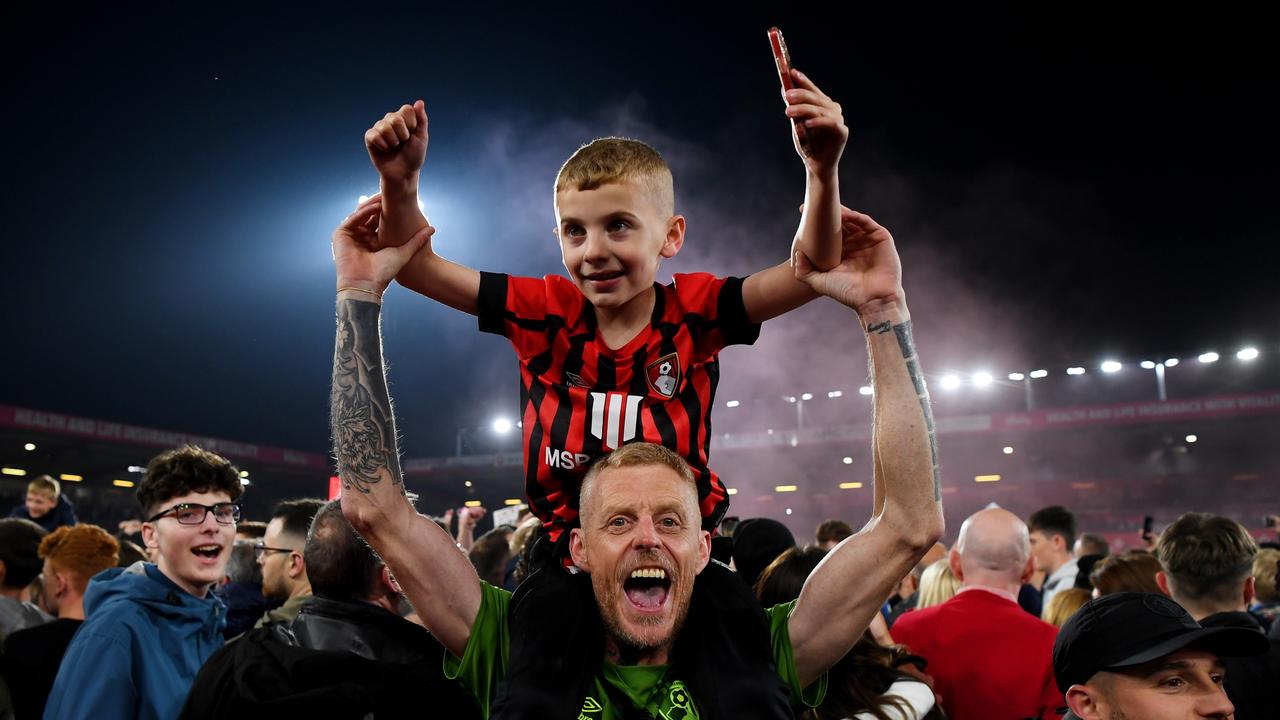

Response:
(253, 543), (295, 561)
(146, 502), (241, 525)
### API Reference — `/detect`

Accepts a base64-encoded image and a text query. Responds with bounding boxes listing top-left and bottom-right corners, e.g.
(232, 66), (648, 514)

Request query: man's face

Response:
(1028, 530), (1058, 573)
(258, 517), (298, 600)
(142, 490), (235, 597)
(1070, 649), (1234, 720)
(555, 181), (680, 312)
(26, 491), (56, 519)
(570, 464), (710, 661)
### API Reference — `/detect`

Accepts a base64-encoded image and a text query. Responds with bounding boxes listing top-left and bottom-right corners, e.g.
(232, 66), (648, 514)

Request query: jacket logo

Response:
(646, 353), (681, 399)
(589, 392), (642, 451)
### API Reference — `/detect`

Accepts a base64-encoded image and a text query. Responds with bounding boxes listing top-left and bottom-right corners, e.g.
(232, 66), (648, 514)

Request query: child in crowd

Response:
(8, 475), (77, 532)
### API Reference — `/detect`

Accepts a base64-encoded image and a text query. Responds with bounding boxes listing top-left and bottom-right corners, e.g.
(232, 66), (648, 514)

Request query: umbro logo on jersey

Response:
(564, 371), (589, 388)
(589, 391), (643, 451)
(646, 352), (681, 399)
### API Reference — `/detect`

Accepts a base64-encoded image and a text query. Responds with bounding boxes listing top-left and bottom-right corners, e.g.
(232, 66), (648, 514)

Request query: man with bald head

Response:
(893, 507), (1062, 719)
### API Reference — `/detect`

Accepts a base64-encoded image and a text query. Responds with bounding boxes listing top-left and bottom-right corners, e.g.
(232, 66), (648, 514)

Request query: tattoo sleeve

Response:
(886, 320), (941, 501)
(330, 298), (406, 496)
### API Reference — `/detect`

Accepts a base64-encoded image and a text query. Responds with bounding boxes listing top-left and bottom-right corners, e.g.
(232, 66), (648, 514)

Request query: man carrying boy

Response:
(8, 475), (78, 532)
(44, 445), (242, 720)
(348, 67), (848, 717)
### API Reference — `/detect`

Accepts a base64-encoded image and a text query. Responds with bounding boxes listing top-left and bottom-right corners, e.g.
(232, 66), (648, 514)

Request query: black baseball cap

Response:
(1053, 592), (1268, 692)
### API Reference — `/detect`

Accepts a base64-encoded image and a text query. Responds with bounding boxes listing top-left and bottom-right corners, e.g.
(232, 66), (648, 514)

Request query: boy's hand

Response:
(793, 206), (904, 316)
(332, 195), (435, 296)
(365, 101), (429, 189)
(784, 69), (848, 177)
(458, 506), (487, 528)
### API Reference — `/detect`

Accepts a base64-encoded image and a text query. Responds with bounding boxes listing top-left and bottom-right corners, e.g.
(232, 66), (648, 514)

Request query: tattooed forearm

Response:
(889, 321), (941, 500)
(330, 298), (406, 496)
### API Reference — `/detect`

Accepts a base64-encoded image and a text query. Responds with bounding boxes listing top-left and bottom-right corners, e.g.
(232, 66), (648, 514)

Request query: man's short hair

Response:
(304, 500), (383, 600)
(579, 443), (695, 526)
(1253, 548), (1280, 604)
(271, 498), (326, 544)
(0, 518), (48, 588)
(39, 524), (119, 591)
(137, 445), (243, 518)
(1156, 512), (1258, 605)
(469, 526), (514, 587)
(27, 475), (60, 500)
(1028, 505), (1076, 546)
(224, 541), (262, 585)
(815, 519), (854, 546)
(555, 137), (675, 215)
(1090, 550), (1162, 596)
(235, 520), (268, 540)
(1076, 532), (1110, 557)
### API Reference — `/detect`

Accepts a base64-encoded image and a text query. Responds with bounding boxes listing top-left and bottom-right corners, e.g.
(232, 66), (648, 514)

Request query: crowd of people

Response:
(1, 64), (1276, 720)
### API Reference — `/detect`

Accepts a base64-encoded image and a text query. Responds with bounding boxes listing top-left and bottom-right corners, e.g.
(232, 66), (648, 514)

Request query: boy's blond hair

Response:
(28, 474), (60, 499)
(555, 138), (675, 216)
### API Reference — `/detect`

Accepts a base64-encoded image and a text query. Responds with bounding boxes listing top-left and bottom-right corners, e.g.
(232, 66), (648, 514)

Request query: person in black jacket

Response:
(7, 475), (77, 533)
(1154, 512), (1280, 720)
(181, 500), (480, 719)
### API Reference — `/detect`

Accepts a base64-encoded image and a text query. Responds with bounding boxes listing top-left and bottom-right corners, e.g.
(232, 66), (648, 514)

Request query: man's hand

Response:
(793, 206), (904, 316)
(458, 505), (487, 528)
(332, 195), (434, 296)
(783, 69), (848, 179)
(366, 101), (428, 190)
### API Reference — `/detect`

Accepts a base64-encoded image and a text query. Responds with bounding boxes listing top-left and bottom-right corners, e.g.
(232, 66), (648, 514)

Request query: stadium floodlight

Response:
(492, 418), (513, 434)
(1003, 446), (1014, 455)
(785, 508), (793, 515)
(1185, 434), (1198, 443)
(23, 443), (35, 451)
(859, 386), (873, 396)
(1140, 360), (1156, 370)
(971, 372), (994, 388)
(940, 374), (961, 390)
(785, 396), (797, 403)
(1165, 358), (1180, 367)
(1029, 369), (1049, 379)
(827, 390), (843, 398)
(1066, 367), (1086, 376)
(1198, 352), (1219, 364)
(239, 471), (249, 479)
(1101, 360), (1122, 373)
(725, 400), (740, 408)
(1008, 372), (1025, 381)
(1237, 347), (1259, 361)
(842, 456), (853, 465)
(800, 393), (813, 401)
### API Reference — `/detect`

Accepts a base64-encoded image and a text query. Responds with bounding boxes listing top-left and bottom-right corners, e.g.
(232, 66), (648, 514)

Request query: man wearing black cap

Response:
(1053, 592), (1267, 719)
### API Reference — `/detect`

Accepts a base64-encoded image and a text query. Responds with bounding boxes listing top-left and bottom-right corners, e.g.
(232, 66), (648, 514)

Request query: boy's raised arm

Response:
(742, 69), (847, 323)
(366, 100), (481, 315)
(329, 198), (482, 658)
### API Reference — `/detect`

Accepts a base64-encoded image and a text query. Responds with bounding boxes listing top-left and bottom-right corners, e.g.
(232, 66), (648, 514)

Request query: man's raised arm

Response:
(329, 197), (480, 658)
(786, 208), (944, 688)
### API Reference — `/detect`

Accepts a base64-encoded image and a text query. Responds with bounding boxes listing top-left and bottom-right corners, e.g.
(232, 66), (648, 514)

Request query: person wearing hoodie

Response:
(7, 475), (78, 533)
(43, 445), (244, 720)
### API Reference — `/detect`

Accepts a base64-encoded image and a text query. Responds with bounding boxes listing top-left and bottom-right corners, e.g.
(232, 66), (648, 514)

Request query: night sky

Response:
(6, 5), (1277, 459)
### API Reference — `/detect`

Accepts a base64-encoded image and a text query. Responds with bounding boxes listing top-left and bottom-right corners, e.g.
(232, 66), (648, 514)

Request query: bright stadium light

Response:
(1237, 347), (1259, 361)
(1003, 446), (1014, 455)
(785, 508), (793, 515)
(827, 390), (843, 398)
(1164, 358), (1180, 367)
(800, 393), (813, 401)
(1030, 369), (1049, 379)
(725, 400), (740, 408)
(1140, 361), (1156, 370)
(785, 396), (797, 403)
(492, 418), (513, 434)
(1066, 367), (1086, 376)
(1198, 352), (1219, 364)
(1101, 360), (1122, 373)
(859, 385), (873, 396)
(1185, 434), (1198, 443)
(1008, 372), (1025, 381)
(940, 374), (961, 390)
(23, 443), (35, 451)
(971, 372), (993, 388)
(842, 456), (853, 465)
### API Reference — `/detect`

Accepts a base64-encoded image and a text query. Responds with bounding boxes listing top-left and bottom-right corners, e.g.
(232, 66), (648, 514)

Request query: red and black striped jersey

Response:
(478, 271), (761, 541)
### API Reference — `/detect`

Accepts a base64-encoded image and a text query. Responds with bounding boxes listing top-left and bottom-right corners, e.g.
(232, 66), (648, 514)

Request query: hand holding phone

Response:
(768, 27), (811, 156)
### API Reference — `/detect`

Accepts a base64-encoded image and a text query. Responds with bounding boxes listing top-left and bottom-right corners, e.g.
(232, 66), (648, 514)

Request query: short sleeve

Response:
(442, 581), (513, 717)
(766, 600), (828, 708)
(670, 273), (761, 354)
(476, 271), (513, 336)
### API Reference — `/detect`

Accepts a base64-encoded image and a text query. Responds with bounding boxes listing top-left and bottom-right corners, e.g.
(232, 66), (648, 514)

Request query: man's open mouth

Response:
(192, 544), (222, 559)
(624, 567), (670, 611)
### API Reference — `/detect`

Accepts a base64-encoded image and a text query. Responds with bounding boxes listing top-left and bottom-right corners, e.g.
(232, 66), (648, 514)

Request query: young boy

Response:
(7, 475), (77, 532)
(44, 445), (243, 720)
(348, 68), (849, 718)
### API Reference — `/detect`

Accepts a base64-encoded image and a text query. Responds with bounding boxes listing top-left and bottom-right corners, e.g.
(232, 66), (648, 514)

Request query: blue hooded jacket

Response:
(44, 561), (226, 720)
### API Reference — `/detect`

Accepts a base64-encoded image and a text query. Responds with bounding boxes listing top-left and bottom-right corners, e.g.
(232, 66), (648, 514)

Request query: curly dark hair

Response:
(137, 445), (243, 518)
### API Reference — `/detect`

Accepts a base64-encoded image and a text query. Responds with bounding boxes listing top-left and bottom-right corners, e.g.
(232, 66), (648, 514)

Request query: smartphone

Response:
(768, 26), (811, 156)
(1142, 515), (1154, 537)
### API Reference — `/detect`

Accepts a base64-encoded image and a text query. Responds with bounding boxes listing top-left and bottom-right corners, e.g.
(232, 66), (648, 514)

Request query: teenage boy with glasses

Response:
(45, 445), (244, 720)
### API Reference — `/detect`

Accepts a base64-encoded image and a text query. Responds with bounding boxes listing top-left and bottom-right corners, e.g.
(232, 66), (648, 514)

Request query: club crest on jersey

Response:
(589, 392), (643, 451)
(646, 353), (681, 399)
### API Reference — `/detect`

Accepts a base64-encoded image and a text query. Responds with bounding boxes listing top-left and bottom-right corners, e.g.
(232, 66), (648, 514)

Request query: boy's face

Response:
(141, 489), (236, 597)
(26, 491), (56, 519)
(555, 180), (683, 311)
